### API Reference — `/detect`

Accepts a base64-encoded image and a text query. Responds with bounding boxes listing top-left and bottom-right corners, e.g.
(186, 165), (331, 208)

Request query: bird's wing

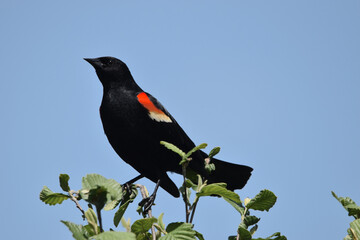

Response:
(136, 91), (196, 152)
(136, 92), (173, 123)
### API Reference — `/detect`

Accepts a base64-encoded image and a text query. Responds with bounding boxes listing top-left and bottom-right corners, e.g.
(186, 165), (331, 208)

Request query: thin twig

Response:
(136, 184), (157, 240)
(237, 208), (248, 240)
(182, 164), (190, 223)
(69, 190), (85, 220)
(189, 199), (198, 224)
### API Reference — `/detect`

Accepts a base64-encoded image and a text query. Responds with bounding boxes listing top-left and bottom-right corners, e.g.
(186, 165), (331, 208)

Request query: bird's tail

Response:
(207, 158), (253, 190)
(159, 173), (180, 198)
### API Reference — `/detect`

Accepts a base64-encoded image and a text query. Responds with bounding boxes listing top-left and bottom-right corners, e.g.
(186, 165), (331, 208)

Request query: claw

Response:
(138, 179), (161, 214)
(139, 193), (156, 214)
(121, 174), (144, 197)
(122, 182), (133, 196)
(144, 194), (156, 213)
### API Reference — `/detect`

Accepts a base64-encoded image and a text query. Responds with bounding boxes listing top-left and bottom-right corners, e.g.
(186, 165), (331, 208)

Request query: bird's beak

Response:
(84, 58), (102, 69)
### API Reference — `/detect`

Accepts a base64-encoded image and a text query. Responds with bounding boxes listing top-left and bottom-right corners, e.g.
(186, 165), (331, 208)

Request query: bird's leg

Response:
(139, 179), (161, 214)
(122, 174), (144, 195)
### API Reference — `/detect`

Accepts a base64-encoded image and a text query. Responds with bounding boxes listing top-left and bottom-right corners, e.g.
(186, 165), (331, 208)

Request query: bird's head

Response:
(84, 56), (133, 87)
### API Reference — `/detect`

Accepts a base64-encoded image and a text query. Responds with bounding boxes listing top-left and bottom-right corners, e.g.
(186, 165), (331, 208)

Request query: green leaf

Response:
(346, 227), (355, 240)
(158, 213), (166, 230)
(350, 219), (360, 240)
(253, 232), (287, 240)
(250, 224), (258, 235)
(104, 199), (122, 211)
(61, 220), (89, 240)
(82, 175), (122, 199)
(179, 159), (188, 166)
(121, 184), (138, 203)
(185, 143), (208, 159)
(91, 231), (136, 240)
(244, 198), (251, 206)
(136, 204), (143, 215)
(246, 189), (277, 211)
(209, 182), (227, 188)
(332, 191), (360, 218)
(59, 174), (70, 192)
(81, 174), (123, 210)
(224, 197), (245, 215)
(344, 234), (352, 240)
(131, 217), (157, 235)
(137, 232), (152, 240)
(197, 183), (241, 204)
(204, 162), (216, 174)
(185, 178), (197, 191)
(114, 200), (132, 227)
(244, 216), (260, 227)
(179, 185), (192, 206)
(347, 205), (360, 219)
(130, 218), (157, 240)
(228, 236), (236, 240)
(195, 175), (203, 192)
(82, 174), (107, 189)
(208, 147), (220, 158)
(103, 179), (124, 209)
(154, 224), (165, 236)
(121, 217), (131, 232)
(195, 231), (205, 240)
(84, 224), (98, 237)
(185, 169), (199, 184)
(159, 222), (196, 240)
(238, 226), (252, 240)
(239, 222), (247, 230)
(160, 141), (186, 157)
(85, 208), (98, 235)
(88, 186), (108, 209)
(332, 191), (356, 207)
(40, 186), (69, 205)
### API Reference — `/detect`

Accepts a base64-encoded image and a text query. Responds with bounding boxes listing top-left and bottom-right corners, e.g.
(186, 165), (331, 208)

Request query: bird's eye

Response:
(100, 59), (112, 66)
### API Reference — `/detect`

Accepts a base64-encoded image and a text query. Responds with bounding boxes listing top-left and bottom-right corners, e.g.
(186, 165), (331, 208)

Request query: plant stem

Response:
(68, 190), (85, 220)
(189, 203), (197, 223)
(189, 197), (199, 223)
(136, 184), (157, 240)
(241, 208), (248, 222)
(96, 206), (103, 232)
(237, 207), (248, 240)
(182, 164), (190, 223)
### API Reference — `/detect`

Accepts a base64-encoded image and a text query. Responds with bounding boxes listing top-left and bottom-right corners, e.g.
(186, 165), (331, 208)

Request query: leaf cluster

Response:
(225, 190), (285, 240)
(40, 173), (201, 240)
(40, 142), (286, 240)
(160, 141), (286, 240)
(332, 191), (360, 240)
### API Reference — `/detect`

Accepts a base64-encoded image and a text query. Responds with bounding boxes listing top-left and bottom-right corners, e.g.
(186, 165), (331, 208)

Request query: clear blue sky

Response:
(1, 1), (359, 239)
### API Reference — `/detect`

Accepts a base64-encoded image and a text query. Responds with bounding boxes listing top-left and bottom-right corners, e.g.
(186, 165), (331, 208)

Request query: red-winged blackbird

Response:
(85, 57), (252, 203)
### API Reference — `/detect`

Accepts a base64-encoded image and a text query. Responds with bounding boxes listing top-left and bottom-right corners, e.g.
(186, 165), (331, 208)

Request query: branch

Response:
(68, 190), (85, 220)
(189, 198), (199, 224)
(136, 184), (157, 240)
(181, 162), (190, 223)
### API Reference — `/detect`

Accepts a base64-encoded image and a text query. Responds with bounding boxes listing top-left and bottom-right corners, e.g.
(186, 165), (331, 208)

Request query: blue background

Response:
(1, 1), (359, 239)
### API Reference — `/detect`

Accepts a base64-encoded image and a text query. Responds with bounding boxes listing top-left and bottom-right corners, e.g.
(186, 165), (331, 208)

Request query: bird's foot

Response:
(139, 193), (156, 214)
(121, 182), (133, 196)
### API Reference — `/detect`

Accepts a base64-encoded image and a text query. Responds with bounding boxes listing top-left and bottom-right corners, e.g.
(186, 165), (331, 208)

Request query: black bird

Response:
(85, 57), (252, 208)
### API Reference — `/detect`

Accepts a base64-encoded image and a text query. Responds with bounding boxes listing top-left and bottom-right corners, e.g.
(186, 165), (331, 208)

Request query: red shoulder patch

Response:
(137, 92), (172, 123)
(137, 92), (163, 113)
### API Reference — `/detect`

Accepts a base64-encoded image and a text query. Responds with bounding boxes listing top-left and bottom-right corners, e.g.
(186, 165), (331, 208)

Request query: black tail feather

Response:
(159, 173), (180, 198)
(208, 158), (253, 190)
